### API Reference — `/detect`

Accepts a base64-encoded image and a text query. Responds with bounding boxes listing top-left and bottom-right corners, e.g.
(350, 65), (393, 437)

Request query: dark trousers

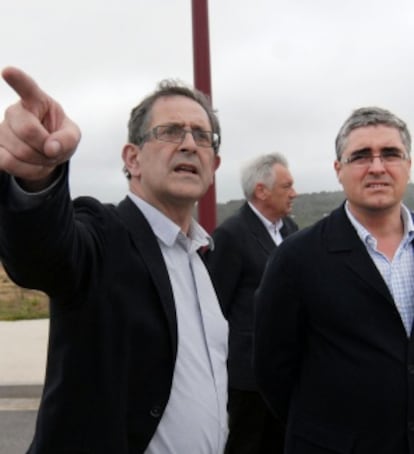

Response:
(225, 388), (285, 454)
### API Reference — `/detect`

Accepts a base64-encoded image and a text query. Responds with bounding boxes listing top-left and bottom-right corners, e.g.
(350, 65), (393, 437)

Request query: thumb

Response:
(44, 117), (81, 159)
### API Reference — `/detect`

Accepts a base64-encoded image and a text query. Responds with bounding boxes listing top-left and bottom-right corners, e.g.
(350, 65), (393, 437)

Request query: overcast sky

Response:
(2, 0), (414, 203)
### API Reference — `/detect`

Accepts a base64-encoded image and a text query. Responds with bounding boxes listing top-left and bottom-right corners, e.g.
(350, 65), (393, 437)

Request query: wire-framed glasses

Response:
(341, 148), (409, 167)
(141, 124), (220, 152)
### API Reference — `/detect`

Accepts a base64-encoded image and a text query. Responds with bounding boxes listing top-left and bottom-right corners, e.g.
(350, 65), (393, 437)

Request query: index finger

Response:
(2, 66), (49, 118)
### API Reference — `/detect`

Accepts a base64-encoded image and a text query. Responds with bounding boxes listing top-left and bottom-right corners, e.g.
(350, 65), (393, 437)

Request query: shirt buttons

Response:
(150, 405), (162, 418)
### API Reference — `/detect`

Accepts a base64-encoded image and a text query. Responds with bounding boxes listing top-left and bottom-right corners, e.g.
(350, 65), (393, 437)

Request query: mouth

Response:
(174, 163), (198, 174)
(365, 182), (389, 189)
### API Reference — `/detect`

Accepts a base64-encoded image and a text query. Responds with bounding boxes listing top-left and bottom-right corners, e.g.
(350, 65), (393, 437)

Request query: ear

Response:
(122, 143), (140, 178)
(213, 154), (221, 171)
(207, 154), (221, 186)
(254, 183), (269, 201)
(334, 160), (342, 183)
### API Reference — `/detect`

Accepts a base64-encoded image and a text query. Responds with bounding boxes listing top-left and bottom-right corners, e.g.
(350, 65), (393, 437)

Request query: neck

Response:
(250, 200), (282, 224)
(130, 187), (194, 234)
(347, 203), (404, 239)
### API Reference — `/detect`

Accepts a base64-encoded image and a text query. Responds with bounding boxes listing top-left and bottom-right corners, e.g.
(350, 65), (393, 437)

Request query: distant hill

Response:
(217, 183), (414, 229)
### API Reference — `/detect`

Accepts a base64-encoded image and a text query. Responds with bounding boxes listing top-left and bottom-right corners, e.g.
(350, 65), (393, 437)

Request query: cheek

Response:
(204, 159), (217, 183)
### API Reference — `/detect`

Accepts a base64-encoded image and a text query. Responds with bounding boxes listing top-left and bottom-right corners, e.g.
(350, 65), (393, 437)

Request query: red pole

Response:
(192, 0), (217, 233)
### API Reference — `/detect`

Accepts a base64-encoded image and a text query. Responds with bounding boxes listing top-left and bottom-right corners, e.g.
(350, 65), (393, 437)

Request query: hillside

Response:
(0, 264), (48, 320)
(217, 183), (414, 229)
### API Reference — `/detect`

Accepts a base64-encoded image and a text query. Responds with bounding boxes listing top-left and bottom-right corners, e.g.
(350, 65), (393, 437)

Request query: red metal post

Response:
(192, 0), (217, 233)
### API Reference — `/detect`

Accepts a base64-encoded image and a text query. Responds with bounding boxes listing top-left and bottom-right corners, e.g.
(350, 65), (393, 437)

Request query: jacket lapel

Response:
(241, 203), (275, 254)
(326, 206), (394, 303)
(116, 197), (178, 351)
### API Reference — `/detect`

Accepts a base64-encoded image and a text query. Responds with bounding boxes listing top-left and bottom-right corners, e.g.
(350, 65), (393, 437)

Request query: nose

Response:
(178, 130), (197, 152)
(368, 155), (386, 171)
(288, 186), (297, 199)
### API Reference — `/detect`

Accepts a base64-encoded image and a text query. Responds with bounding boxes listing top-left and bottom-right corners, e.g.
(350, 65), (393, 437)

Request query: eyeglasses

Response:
(140, 124), (220, 152)
(341, 148), (409, 167)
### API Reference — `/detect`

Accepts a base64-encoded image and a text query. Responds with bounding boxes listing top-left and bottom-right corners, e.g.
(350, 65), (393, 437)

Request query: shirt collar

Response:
(344, 201), (414, 246)
(248, 201), (284, 232)
(127, 192), (213, 252)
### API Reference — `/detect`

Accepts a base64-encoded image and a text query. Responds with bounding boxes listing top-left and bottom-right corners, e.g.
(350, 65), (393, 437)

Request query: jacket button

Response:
(150, 405), (162, 418)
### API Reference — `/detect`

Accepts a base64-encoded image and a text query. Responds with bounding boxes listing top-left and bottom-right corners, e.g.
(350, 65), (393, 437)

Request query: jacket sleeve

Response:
(0, 166), (105, 299)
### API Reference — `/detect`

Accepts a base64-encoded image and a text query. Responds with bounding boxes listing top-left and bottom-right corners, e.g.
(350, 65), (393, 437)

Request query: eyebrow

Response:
(161, 121), (210, 131)
(349, 146), (403, 154)
(349, 147), (371, 154)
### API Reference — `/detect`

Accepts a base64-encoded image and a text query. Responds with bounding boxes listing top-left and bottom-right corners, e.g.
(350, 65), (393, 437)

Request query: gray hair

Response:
(240, 152), (288, 200)
(335, 106), (411, 160)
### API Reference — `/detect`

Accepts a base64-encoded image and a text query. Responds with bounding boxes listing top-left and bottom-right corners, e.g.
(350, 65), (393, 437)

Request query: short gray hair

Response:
(240, 152), (288, 200)
(335, 106), (411, 160)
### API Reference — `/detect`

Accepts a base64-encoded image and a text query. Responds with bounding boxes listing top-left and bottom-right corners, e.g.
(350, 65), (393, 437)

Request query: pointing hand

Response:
(0, 67), (81, 190)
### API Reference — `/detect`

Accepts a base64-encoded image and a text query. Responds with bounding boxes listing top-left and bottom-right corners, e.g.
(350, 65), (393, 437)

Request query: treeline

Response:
(217, 183), (414, 229)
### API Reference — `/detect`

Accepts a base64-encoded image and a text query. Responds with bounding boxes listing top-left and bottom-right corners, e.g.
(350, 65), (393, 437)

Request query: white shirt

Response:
(248, 202), (284, 245)
(128, 193), (228, 454)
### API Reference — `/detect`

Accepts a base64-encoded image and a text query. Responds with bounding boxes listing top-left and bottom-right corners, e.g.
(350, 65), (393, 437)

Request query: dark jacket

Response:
(0, 170), (181, 453)
(254, 205), (414, 454)
(206, 202), (298, 390)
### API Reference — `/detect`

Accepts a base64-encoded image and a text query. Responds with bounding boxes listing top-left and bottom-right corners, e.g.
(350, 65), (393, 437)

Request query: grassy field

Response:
(0, 265), (48, 320)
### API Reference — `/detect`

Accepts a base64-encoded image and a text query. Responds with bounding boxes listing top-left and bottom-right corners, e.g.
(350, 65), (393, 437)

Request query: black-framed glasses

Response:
(140, 124), (220, 152)
(341, 148), (409, 167)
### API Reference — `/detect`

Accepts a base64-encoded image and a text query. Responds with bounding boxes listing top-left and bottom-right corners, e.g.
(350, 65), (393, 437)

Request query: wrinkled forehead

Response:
(149, 95), (211, 129)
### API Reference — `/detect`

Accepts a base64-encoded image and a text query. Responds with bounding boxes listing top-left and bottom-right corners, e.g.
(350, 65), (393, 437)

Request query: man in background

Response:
(255, 107), (414, 453)
(206, 153), (298, 453)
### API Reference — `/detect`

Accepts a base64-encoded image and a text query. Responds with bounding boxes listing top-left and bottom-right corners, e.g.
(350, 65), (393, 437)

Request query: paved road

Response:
(0, 387), (40, 454)
(0, 408), (37, 454)
(0, 319), (46, 452)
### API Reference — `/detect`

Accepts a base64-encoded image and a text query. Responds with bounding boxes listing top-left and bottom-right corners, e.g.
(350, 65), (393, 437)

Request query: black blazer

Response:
(205, 202), (298, 390)
(254, 205), (414, 454)
(0, 171), (182, 453)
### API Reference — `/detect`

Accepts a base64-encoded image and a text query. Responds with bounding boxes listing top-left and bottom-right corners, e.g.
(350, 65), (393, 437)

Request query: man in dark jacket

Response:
(206, 153), (298, 453)
(0, 67), (228, 453)
(255, 107), (414, 453)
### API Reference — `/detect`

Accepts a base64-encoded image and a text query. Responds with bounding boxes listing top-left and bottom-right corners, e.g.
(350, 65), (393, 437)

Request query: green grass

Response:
(0, 296), (49, 321)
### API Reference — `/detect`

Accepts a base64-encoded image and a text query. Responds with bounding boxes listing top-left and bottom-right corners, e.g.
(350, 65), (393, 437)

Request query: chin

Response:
(176, 182), (207, 196)
(172, 189), (205, 204)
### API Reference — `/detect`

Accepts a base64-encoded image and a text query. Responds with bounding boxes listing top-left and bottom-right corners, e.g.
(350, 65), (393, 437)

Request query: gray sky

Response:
(2, 0), (413, 202)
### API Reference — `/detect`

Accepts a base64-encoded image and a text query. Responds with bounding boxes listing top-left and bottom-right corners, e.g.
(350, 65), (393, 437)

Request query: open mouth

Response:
(174, 164), (198, 174)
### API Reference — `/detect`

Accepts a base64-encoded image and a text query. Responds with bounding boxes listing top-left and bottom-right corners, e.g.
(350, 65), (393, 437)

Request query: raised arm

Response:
(0, 67), (81, 191)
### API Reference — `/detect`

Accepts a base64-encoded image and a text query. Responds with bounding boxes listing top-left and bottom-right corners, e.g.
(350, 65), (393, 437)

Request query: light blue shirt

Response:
(345, 203), (414, 336)
(128, 193), (228, 454)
